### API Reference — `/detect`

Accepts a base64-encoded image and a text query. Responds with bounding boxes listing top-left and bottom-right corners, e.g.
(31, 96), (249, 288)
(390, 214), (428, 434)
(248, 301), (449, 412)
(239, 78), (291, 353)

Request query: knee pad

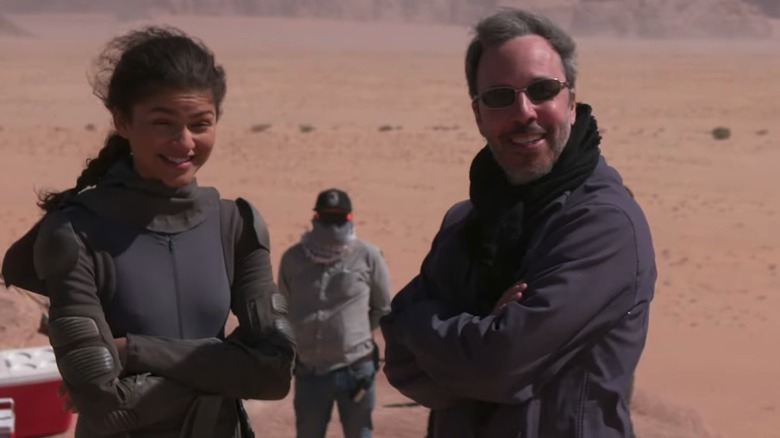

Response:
(48, 316), (99, 348)
(57, 346), (115, 386)
(49, 315), (115, 385)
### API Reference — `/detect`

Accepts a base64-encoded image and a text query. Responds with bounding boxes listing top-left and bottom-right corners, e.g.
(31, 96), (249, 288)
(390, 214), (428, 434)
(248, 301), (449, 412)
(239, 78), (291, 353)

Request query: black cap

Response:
(314, 188), (352, 212)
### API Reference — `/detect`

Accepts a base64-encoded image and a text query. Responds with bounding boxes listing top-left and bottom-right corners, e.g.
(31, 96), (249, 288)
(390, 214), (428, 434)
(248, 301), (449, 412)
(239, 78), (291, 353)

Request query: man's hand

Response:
(115, 337), (128, 366)
(492, 282), (527, 316)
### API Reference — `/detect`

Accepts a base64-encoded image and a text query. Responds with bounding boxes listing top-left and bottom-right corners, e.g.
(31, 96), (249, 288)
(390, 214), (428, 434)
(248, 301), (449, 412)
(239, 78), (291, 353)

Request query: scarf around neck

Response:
(467, 103), (602, 308)
(301, 221), (356, 264)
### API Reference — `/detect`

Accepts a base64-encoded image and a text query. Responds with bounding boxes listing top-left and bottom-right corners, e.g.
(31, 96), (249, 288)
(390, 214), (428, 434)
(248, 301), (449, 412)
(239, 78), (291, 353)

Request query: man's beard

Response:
(493, 119), (571, 185)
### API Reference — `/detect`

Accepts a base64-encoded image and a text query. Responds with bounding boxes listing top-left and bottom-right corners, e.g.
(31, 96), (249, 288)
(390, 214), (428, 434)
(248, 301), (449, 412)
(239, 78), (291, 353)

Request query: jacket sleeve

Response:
(124, 200), (296, 400)
(277, 250), (292, 300)
(35, 211), (205, 435)
(380, 276), (464, 410)
(379, 205), (475, 409)
(391, 204), (643, 404)
(68, 374), (205, 433)
(368, 247), (392, 330)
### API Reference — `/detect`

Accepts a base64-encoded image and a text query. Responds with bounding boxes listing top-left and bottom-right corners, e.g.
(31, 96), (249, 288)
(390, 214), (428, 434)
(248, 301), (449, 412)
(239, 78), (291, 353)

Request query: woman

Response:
(1, 26), (295, 437)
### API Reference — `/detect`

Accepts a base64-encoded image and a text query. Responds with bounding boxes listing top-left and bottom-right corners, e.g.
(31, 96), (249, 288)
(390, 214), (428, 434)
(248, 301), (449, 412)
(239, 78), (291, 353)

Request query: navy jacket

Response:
(380, 157), (656, 437)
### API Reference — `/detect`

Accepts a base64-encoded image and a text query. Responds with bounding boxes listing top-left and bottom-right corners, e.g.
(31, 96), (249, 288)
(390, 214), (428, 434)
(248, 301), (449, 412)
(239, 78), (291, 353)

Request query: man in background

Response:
(279, 188), (391, 438)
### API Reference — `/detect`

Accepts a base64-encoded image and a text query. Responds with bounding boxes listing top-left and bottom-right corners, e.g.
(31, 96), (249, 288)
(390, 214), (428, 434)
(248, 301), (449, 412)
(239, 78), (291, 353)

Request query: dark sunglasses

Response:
(314, 211), (352, 225)
(473, 78), (570, 109)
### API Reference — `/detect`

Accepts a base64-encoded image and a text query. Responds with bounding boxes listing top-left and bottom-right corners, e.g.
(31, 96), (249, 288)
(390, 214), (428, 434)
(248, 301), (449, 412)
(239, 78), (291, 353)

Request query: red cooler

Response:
(0, 346), (72, 437)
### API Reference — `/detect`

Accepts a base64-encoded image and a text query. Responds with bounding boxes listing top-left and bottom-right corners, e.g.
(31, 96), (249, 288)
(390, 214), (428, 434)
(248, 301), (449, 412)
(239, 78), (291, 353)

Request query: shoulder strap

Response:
(219, 199), (240, 288)
(219, 197), (272, 289)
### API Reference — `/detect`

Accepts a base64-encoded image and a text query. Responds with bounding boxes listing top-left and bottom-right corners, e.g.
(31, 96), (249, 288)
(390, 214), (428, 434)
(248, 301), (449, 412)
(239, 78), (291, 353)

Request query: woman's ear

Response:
(112, 109), (130, 138)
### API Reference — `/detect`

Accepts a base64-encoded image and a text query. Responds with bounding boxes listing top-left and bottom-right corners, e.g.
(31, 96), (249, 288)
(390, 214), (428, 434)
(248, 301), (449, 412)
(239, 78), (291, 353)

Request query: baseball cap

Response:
(314, 188), (352, 213)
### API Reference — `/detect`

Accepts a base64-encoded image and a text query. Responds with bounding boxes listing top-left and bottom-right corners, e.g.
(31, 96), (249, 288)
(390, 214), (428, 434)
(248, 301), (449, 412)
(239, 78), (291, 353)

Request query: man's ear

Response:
(568, 88), (577, 124)
(472, 99), (482, 126)
(472, 99), (490, 139)
(112, 109), (130, 138)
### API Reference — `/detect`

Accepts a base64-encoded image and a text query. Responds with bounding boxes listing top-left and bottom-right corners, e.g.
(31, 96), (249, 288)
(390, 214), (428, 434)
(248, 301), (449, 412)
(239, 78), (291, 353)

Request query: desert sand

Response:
(0, 12), (778, 438)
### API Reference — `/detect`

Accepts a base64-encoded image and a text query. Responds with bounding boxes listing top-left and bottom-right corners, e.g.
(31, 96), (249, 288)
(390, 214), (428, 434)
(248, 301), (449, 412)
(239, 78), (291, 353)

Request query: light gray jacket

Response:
(279, 239), (391, 374)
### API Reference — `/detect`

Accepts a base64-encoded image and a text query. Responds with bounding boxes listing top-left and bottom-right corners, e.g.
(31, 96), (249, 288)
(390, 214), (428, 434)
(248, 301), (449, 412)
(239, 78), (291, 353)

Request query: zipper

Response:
(315, 263), (328, 369)
(168, 236), (184, 337)
(576, 372), (590, 438)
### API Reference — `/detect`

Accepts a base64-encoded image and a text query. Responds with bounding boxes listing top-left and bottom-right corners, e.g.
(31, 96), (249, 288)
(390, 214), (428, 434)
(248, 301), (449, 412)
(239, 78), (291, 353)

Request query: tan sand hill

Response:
(744, 0), (780, 17)
(631, 390), (721, 438)
(571, 0), (773, 38)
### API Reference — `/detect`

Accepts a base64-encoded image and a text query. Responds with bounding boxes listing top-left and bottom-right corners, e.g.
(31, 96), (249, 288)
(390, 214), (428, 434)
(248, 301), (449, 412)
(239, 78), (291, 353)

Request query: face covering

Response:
(301, 220), (355, 264)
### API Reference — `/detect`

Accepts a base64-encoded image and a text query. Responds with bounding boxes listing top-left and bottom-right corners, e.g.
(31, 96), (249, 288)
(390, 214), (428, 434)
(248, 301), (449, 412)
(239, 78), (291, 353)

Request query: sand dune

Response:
(631, 390), (721, 438)
(1, 14), (779, 438)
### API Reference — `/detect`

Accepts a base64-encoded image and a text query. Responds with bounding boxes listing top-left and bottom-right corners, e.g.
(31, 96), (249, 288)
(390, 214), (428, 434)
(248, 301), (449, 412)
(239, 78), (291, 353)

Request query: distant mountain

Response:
(744, 0), (780, 17)
(0, 0), (774, 38)
(0, 12), (31, 36)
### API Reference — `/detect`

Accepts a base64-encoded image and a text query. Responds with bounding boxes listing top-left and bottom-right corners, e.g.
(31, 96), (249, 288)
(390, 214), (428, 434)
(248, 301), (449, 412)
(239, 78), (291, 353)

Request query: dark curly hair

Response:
(465, 8), (577, 98)
(38, 25), (227, 212)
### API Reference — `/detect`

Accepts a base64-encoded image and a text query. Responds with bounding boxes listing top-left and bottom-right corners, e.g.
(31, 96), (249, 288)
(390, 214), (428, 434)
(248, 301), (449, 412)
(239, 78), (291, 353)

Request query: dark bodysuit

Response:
(19, 158), (295, 437)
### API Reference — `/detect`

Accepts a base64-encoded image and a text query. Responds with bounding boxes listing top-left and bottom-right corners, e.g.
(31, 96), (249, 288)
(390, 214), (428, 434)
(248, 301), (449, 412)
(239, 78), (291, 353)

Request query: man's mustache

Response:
(501, 123), (546, 138)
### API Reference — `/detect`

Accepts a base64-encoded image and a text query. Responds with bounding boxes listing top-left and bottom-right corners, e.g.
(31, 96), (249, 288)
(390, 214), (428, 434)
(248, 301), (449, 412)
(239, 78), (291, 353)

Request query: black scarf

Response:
(467, 103), (602, 310)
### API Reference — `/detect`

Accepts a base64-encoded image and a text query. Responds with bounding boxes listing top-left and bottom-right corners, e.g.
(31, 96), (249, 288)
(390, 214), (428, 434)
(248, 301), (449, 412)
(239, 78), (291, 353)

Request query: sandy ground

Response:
(0, 13), (779, 438)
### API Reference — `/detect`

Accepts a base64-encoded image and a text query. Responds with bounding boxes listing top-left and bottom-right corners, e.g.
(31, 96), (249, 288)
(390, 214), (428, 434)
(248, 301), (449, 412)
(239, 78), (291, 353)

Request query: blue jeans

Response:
(294, 360), (375, 438)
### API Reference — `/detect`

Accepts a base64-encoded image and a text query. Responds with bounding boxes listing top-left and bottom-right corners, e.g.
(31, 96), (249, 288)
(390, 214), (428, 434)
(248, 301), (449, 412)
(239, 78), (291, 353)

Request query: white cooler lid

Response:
(0, 346), (61, 386)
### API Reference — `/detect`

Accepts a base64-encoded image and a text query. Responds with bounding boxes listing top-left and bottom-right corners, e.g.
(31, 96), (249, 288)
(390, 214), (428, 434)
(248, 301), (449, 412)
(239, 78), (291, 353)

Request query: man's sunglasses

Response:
(472, 78), (570, 109)
(314, 211), (352, 225)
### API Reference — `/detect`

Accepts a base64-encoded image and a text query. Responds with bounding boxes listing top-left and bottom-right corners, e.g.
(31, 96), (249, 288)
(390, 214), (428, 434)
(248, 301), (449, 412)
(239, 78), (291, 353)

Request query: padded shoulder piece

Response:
(236, 197), (270, 251)
(219, 197), (271, 288)
(2, 219), (45, 294)
(33, 211), (80, 280)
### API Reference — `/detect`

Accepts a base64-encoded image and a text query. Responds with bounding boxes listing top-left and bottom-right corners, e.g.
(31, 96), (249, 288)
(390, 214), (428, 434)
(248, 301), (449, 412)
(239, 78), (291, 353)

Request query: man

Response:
(380, 8), (655, 438)
(279, 188), (392, 438)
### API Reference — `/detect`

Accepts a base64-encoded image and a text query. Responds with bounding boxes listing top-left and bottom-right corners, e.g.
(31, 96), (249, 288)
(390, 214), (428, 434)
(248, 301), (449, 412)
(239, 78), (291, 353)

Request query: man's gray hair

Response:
(465, 8), (578, 97)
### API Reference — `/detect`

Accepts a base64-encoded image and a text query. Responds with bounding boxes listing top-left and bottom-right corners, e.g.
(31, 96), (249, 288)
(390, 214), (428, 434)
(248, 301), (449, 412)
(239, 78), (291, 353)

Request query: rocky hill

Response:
(0, 0), (775, 38)
(0, 12), (31, 36)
